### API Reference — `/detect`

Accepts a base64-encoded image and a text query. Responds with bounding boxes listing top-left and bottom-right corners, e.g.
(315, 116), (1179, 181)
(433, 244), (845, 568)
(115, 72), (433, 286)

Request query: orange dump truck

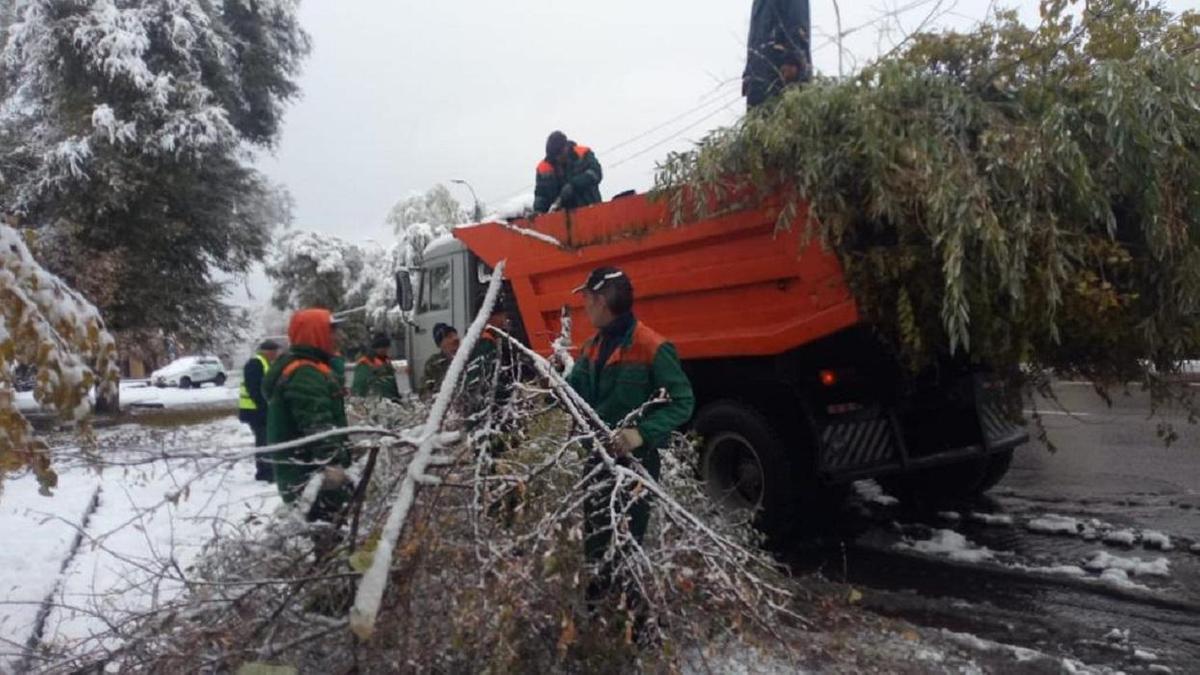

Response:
(400, 193), (1026, 522)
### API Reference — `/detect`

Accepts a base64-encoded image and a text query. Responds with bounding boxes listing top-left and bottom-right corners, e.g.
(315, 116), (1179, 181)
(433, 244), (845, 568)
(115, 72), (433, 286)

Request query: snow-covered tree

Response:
(0, 0), (308, 347)
(264, 230), (365, 312)
(1, 222), (119, 491)
(385, 184), (469, 236)
(348, 241), (405, 330)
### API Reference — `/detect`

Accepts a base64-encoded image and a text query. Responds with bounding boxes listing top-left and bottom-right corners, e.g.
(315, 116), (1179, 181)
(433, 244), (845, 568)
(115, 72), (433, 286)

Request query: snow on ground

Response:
(1133, 649), (1159, 662)
(115, 381), (239, 409)
(898, 529), (996, 563)
(1103, 529), (1138, 547)
(1140, 530), (1173, 550)
(0, 476), (100, 663)
(967, 512), (1014, 526)
(1097, 568), (1152, 591)
(1014, 563), (1090, 578)
(1025, 514), (1082, 535)
(1083, 551), (1171, 577)
(1103, 628), (1129, 643)
(0, 416), (275, 670)
(15, 380), (238, 414)
(939, 629), (1046, 664)
(852, 480), (899, 507)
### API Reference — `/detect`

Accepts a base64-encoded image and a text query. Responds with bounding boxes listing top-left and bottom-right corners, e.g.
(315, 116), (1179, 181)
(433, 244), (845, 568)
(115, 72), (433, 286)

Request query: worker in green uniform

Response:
(564, 266), (695, 629)
(533, 131), (603, 213)
(351, 334), (400, 400)
(421, 323), (460, 396)
(262, 308), (353, 522)
(238, 339), (281, 481)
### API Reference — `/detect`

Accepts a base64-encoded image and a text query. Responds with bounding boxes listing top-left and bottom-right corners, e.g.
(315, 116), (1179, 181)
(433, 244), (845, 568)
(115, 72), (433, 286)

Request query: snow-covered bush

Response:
(0, 223), (118, 490)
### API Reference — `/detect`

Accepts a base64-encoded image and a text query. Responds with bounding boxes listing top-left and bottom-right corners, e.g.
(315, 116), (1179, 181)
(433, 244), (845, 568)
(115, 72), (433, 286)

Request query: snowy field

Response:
(15, 379), (239, 415)
(0, 416), (275, 671)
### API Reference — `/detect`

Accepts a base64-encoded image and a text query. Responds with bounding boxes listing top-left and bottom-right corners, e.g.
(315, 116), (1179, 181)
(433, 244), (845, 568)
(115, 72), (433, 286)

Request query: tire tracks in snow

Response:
(18, 482), (102, 671)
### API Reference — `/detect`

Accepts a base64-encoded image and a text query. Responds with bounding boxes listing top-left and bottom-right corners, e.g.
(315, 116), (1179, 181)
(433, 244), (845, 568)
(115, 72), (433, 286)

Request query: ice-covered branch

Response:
(349, 260), (506, 639)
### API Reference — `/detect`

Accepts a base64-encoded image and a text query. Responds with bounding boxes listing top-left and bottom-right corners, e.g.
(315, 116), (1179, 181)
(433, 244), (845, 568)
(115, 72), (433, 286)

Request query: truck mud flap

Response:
(817, 410), (901, 472)
(976, 380), (1029, 450)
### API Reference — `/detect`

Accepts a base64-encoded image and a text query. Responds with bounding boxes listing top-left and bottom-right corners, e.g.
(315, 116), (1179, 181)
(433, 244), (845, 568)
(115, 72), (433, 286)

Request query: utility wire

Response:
(608, 94), (742, 170)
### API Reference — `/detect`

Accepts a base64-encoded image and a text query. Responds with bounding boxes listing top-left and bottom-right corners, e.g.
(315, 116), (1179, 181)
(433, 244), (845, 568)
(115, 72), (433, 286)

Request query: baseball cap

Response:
(572, 266), (629, 294)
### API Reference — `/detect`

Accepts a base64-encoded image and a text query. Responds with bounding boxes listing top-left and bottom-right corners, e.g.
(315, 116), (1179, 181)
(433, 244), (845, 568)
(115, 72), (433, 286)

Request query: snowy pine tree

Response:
(0, 0), (308, 349)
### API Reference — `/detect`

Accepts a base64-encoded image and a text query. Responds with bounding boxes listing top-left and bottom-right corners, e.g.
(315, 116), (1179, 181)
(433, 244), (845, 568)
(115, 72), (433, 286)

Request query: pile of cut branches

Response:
(657, 0), (1200, 413)
(39, 282), (833, 673)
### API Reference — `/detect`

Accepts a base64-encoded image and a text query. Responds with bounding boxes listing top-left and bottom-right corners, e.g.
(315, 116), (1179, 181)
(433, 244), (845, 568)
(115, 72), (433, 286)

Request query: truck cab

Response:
(399, 235), (495, 394)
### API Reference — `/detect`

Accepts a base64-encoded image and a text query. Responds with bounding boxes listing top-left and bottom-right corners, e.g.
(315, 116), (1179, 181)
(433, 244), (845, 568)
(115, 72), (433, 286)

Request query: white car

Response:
(151, 356), (227, 389)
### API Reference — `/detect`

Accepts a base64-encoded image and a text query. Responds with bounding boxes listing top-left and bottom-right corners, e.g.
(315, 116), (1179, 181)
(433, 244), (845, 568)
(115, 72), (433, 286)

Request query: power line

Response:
(601, 79), (740, 156)
(608, 94), (742, 170)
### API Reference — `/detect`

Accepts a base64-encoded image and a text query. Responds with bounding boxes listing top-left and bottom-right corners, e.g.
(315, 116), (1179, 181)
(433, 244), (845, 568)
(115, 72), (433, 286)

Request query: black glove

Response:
(558, 183), (575, 203)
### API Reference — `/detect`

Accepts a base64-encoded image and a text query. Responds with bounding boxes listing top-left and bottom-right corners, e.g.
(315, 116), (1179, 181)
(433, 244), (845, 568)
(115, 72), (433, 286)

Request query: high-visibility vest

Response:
(238, 353), (271, 411)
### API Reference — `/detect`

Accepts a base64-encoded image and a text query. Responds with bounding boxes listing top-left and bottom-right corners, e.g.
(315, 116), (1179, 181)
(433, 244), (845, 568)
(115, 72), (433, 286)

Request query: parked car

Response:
(151, 356), (227, 389)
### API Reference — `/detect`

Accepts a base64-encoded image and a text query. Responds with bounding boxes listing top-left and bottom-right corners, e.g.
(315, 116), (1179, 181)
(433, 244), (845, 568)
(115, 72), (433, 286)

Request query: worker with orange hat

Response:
(262, 308), (353, 521)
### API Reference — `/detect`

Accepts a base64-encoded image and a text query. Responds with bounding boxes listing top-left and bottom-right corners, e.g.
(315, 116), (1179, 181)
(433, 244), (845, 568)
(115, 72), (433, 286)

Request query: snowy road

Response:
(798, 383), (1200, 672)
(15, 379), (240, 416)
(0, 416), (278, 671)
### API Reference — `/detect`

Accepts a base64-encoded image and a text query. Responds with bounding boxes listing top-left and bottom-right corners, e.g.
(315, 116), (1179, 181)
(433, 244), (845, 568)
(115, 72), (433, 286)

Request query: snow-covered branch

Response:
(349, 260), (507, 639)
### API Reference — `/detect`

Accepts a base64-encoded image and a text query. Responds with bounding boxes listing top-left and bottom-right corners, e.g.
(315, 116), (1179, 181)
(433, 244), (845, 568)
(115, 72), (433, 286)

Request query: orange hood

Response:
(288, 308), (336, 355)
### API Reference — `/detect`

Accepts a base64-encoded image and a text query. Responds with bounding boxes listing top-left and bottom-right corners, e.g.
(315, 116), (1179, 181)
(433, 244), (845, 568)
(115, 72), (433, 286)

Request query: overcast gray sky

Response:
(243, 0), (1195, 302)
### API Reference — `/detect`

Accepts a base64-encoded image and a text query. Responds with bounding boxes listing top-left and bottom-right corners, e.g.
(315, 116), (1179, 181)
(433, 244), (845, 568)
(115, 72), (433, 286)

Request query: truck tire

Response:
(694, 401), (812, 534)
(214, 372), (227, 386)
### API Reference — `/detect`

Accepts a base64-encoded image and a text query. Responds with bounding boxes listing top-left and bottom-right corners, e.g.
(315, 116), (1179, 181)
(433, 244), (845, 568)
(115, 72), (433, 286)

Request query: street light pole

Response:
(450, 178), (484, 222)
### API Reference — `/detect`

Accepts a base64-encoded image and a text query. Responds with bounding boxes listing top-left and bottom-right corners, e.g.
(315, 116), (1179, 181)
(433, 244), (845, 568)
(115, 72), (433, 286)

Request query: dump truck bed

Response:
(453, 193), (860, 359)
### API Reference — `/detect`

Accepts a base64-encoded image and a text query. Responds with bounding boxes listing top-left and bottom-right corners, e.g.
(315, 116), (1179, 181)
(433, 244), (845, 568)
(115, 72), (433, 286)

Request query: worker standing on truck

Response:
(533, 131), (603, 213)
(565, 267), (695, 631)
(238, 339), (281, 482)
(351, 334), (401, 400)
(422, 323), (460, 396)
(744, 0), (812, 109)
(262, 308), (353, 522)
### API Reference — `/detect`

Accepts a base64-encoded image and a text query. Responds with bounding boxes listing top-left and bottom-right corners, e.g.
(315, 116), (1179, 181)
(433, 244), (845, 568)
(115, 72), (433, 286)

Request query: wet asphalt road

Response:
(792, 382), (1200, 672)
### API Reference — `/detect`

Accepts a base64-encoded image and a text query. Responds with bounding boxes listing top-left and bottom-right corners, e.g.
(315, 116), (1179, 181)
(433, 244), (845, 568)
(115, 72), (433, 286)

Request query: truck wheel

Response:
(214, 372), (227, 386)
(694, 401), (810, 533)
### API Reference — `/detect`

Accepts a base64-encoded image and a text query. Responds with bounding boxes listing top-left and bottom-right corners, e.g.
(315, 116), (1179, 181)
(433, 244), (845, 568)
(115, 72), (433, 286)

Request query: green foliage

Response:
(657, 1), (1200, 395)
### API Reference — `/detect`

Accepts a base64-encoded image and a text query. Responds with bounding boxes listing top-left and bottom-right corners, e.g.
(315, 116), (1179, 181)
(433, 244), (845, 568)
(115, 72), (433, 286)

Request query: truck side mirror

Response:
(396, 271), (414, 312)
